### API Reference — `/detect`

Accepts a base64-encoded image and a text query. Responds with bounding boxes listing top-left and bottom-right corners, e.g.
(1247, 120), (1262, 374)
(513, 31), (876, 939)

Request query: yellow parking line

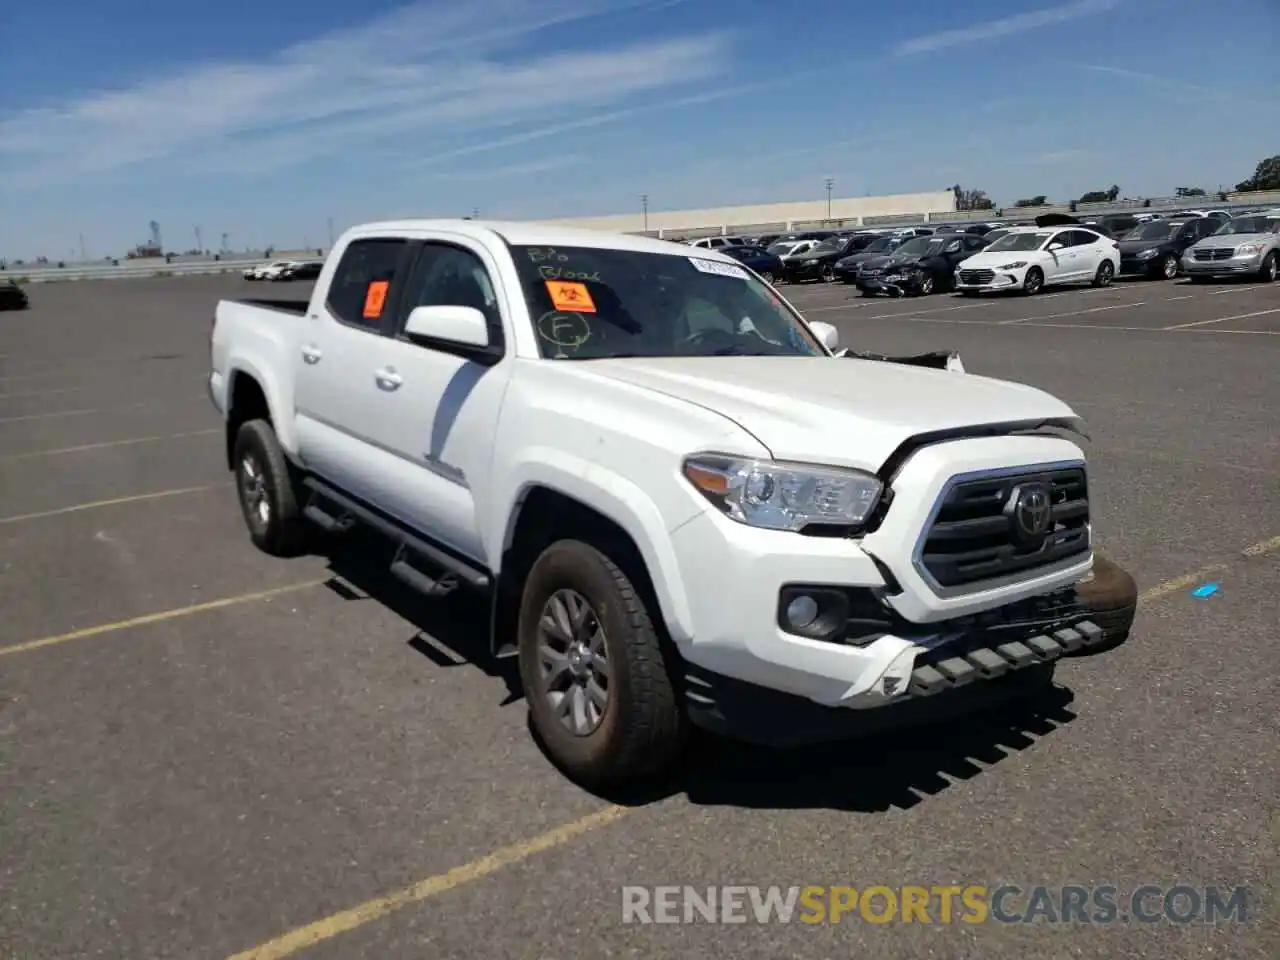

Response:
(224, 806), (633, 960)
(221, 532), (1280, 959)
(0, 427), (219, 461)
(0, 484), (222, 525)
(0, 580), (328, 659)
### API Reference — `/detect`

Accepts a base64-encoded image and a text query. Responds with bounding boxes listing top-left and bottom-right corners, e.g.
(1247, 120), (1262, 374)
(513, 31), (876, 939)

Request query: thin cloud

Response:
(893, 0), (1123, 56)
(1070, 63), (1271, 106)
(0, 0), (732, 187)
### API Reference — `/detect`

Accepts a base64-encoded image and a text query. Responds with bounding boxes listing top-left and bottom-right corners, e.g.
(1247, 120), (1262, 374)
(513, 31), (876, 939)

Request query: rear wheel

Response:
(1092, 260), (1115, 288)
(1022, 267), (1044, 295)
(232, 419), (310, 557)
(518, 540), (687, 788)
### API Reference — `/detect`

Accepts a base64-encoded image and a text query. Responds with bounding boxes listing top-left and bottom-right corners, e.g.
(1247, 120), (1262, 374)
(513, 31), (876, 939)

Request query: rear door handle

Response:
(375, 367), (402, 390)
(301, 345), (322, 364)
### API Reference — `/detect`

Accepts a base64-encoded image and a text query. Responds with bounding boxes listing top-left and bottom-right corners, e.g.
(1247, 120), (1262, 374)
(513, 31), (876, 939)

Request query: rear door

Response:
(292, 236), (416, 502)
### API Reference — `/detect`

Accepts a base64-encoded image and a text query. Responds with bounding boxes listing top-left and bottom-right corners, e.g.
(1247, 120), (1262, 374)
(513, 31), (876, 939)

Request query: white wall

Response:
(536, 190), (959, 235)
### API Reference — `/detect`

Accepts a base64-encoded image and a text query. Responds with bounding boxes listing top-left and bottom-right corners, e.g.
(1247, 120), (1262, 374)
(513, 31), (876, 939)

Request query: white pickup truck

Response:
(209, 219), (1136, 788)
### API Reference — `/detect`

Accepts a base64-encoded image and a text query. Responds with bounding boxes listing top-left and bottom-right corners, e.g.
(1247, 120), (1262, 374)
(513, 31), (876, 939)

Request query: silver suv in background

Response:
(1181, 213), (1280, 282)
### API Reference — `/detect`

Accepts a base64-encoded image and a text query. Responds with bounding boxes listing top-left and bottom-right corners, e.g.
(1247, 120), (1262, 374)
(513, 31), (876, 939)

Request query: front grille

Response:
(1193, 248), (1234, 261)
(958, 269), (995, 284)
(919, 466), (1090, 590)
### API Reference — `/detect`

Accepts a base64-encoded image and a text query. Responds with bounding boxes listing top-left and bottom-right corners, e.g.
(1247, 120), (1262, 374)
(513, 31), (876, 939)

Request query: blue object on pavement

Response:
(1191, 583), (1219, 598)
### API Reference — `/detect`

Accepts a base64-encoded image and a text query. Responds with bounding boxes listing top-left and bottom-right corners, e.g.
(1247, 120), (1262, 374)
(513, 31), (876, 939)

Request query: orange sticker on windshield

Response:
(363, 280), (389, 319)
(545, 280), (596, 313)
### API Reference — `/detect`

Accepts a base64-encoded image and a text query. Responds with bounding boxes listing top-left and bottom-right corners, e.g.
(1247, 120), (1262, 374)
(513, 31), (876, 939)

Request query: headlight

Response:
(998, 261), (1028, 270)
(1137, 248), (1158, 259)
(682, 454), (882, 531)
(1236, 243), (1263, 255)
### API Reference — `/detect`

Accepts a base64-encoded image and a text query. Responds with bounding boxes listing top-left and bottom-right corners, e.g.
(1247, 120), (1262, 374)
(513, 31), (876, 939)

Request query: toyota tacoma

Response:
(208, 219), (1136, 788)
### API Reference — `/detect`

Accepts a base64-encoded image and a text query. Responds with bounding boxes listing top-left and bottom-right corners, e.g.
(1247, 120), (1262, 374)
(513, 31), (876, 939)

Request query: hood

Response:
(858, 253), (894, 269)
(1191, 232), (1270, 248)
(794, 247), (841, 262)
(883, 253), (926, 268)
(1117, 237), (1173, 253)
(956, 248), (1039, 268)
(839, 249), (888, 266)
(577, 356), (1079, 472)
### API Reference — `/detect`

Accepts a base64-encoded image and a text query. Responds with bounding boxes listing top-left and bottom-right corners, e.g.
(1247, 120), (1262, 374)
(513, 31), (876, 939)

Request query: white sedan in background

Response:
(953, 225), (1119, 295)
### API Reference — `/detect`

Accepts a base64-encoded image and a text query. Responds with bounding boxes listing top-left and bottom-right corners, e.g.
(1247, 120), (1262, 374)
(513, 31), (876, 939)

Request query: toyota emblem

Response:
(1006, 483), (1053, 543)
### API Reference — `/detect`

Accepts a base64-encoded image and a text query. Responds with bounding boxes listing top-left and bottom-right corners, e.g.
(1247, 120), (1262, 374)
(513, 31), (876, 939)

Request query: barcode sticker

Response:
(688, 257), (748, 280)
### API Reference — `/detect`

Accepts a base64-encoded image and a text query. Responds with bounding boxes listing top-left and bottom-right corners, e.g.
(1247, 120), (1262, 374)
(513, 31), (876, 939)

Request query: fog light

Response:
(785, 594), (820, 629)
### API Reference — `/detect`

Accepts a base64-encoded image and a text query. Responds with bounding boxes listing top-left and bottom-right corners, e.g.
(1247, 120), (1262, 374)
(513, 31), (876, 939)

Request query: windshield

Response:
(1216, 216), (1280, 235)
(510, 245), (825, 360)
(1123, 222), (1184, 240)
(894, 237), (946, 257)
(767, 241), (799, 255)
(986, 231), (1051, 252)
(862, 237), (896, 253)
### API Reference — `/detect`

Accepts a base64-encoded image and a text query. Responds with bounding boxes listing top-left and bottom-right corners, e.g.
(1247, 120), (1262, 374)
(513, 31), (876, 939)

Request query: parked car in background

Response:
(1079, 213), (1140, 238)
(767, 238), (820, 262)
(1117, 217), (1220, 280)
(782, 233), (877, 283)
(953, 224), (1119, 295)
(0, 278), (29, 310)
(720, 244), (785, 284)
(833, 235), (908, 282)
(687, 236), (746, 250)
(1181, 212), (1280, 283)
(855, 232), (990, 297)
(273, 260), (324, 282)
(244, 259), (298, 281)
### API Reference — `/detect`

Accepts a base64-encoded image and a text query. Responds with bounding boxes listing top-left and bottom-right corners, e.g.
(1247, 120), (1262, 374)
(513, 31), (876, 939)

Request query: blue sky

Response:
(2, 0), (1277, 260)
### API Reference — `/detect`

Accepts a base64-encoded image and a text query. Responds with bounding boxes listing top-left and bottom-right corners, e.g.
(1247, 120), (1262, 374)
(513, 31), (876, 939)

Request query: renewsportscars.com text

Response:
(621, 884), (1250, 925)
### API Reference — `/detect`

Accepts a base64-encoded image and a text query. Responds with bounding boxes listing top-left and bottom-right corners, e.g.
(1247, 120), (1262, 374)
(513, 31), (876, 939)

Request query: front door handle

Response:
(301, 345), (322, 364)
(375, 367), (403, 391)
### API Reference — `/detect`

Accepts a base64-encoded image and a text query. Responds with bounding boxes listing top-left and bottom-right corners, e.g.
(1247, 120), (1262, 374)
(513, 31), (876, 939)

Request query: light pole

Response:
(327, 218), (334, 248)
(641, 194), (649, 233)
(824, 177), (835, 221)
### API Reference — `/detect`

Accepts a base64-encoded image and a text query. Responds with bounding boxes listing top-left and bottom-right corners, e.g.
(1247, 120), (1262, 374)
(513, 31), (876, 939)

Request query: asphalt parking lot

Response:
(1, 271), (1276, 959)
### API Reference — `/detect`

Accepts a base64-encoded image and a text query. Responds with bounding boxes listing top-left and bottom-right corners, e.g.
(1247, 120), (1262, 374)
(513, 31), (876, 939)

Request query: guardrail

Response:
(3, 257), (272, 284)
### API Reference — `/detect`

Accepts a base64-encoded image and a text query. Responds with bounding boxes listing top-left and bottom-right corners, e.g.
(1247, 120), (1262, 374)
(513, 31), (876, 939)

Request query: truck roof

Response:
(348, 218), (739, 262)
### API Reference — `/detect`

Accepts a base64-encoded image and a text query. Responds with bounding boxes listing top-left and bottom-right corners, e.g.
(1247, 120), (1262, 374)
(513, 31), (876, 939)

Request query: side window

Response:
(326, 238), (407, 330)
(943, 238), (962, 253)
(400, 242), (504, 346)
(1048, 232), (1070, 249)
(1068, 230), (1095, 247)
(963, 234), (987, 250)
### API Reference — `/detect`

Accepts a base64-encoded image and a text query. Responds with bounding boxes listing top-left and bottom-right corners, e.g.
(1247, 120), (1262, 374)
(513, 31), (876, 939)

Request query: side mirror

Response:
(1048, 241), (1065, 251)
(808, 320), (839, 351)
(403, 305), (501, 364)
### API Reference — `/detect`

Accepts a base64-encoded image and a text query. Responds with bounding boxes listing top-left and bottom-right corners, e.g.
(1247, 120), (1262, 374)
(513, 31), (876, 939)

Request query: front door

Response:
(359, 238), (514, 563)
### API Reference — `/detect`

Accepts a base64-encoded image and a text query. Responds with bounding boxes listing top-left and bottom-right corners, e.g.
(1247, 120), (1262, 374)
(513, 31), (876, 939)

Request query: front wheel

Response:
(1092, 260), (1115, 288)
(758, 270), (775, 285)
(820, 264), (836, 283)
(1022, 267), (1044, 295)
(1259, 252), (1278, 283)
(517, 540), (687, 789)
(1160, 254), (1179, 280)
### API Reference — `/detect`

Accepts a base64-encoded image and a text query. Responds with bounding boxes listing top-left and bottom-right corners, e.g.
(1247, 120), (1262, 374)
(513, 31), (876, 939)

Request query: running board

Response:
(302, 478), (491, 597)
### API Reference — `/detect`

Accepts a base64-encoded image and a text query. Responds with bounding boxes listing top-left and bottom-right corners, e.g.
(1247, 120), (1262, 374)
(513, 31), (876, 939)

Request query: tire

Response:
(918, 273), (936, 295)
(232, 419), (310, 557)
(820, 264), (836, 283)
(1160, 254), (1179, 280)
(758, 271), (775, 285)
(517, 539), (687, 788)
(1022, 267), (1044, 295)
(1259, 251), (1278, 283)
(1091, 259), (1115, 288)
(1067, 553), (1138, 657)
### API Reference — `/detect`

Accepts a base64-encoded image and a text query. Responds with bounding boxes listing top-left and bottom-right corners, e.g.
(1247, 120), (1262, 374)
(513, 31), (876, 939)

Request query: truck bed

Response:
(232, 297), (310, 316)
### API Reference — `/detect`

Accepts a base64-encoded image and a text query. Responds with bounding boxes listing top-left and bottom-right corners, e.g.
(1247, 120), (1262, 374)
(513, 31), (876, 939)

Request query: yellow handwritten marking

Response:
(224, 805), (632, 960)
(0, 580), (328, 658)
(0, 485), (221, 525)
(0, 427), (219, 461)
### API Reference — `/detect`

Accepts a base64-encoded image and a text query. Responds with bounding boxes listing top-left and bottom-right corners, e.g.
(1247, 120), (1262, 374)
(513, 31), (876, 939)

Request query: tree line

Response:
(950, 153), (1279, 213)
